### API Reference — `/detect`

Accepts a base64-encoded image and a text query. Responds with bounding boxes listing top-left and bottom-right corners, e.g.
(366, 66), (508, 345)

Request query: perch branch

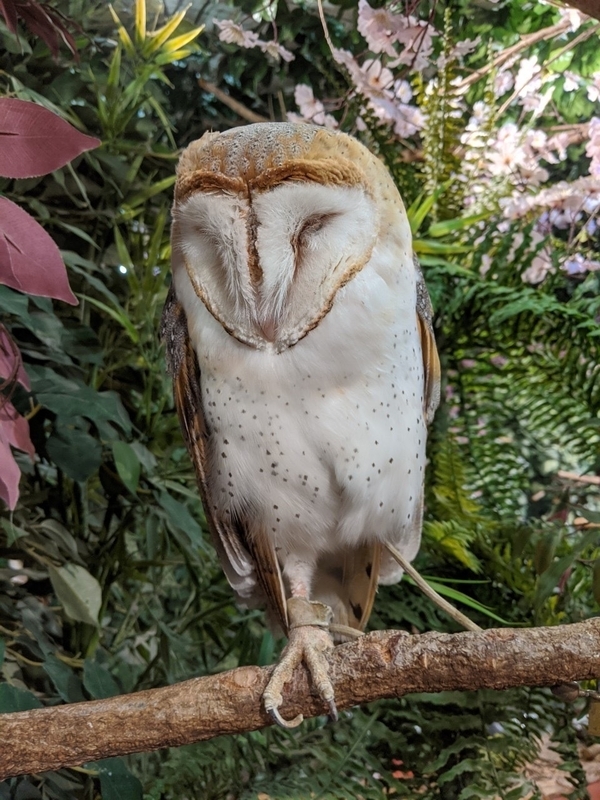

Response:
(1, 618), (600, 779)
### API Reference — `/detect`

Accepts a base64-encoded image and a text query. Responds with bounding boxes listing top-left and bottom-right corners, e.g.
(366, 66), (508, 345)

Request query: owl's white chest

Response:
(176, 244), (427, 564)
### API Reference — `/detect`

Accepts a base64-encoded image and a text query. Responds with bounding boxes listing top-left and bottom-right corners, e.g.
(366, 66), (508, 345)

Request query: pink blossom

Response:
(587, 74), (600, 103)
(450, 37), (480, 60)
(562, 253), (600, 275)
(214, 19), (259, 48)
(546, 132), (571, 161)
(258, 40), (295, 62)
(357, 0), (400, 57)
(292, 85), (337, 128)
(494, 69), (515, 97)
(393, 16), (435, 72)
(559, 6), (584, 31)
(513, 55), (549, 112)
(361, 58), (395, 93)
(563, 71), (580, 92)
(333, 48), (364, 86)
(522, 250), (554, 284)
(393, 105), (424, 137)
(394, 79), (412, 104)
(586, 117), (600, 177)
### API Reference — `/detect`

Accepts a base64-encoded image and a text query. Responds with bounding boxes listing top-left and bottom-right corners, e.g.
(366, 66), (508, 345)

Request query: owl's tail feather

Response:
(311, 543), (381, 642)
(385, 543), (481, 632)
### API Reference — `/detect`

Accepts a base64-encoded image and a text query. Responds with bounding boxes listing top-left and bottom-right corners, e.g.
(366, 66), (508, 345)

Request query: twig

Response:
(557, 470), (600, 486)
(316, 0), (336, 57)
(496, 21), (600, 117)
(456, 19), (571, 91)
(1, 618), (600, 779)
(198, 79), (269, 124)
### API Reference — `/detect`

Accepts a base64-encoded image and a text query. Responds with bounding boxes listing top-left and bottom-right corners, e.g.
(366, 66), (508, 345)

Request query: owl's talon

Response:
(328, 699), (338, 723)
(267, 707), (304, 729)
(262, 602), (336, 728)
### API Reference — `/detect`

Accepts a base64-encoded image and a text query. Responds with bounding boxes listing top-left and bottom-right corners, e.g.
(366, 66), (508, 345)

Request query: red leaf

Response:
(0, 325), (30, 389)
(0, 197), (77, 304)
(17, 1), (76, 60)
(0, 0), (18, 33)
(0, 399), (34, 511)
(0, 98), (100, 178)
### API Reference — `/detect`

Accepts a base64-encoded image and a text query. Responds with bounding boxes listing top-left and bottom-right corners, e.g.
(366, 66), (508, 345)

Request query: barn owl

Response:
(161, 122), (440, 727)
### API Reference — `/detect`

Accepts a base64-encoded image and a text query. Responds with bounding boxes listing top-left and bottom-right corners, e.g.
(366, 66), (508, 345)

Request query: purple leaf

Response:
(0, 197), (78, 304)
(0, 98), (100, 178)
(0, 0), (19, 34)
(0, 399), (34, 511)
(0, 325), (30, 389)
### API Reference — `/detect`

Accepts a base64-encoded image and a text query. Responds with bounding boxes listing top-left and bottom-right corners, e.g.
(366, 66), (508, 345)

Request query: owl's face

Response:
(171, 123), (410, 351)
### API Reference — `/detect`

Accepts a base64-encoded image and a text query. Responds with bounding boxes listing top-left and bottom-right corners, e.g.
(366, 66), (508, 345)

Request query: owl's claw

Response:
(263, 599), (336, 729)
(267, 707), (304, 729)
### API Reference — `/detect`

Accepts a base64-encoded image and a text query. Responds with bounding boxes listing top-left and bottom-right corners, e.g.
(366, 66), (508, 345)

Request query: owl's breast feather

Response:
(174, 253), (427, 562)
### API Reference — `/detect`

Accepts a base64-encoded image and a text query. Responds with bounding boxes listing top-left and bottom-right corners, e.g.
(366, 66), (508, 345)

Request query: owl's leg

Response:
(263, 596), (336, 728)
(263, 557), (336, 729)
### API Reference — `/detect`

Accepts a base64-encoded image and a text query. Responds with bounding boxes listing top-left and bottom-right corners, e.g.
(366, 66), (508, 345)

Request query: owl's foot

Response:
(263, 597), (336, 729)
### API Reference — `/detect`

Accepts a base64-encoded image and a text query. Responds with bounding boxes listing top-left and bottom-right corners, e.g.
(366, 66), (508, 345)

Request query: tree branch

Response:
(1, 618), (599, 780)
(198, 80), (269, 124)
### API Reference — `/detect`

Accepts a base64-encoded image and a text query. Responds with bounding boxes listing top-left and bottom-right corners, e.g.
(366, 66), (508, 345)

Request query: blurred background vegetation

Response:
(0, 0), (599, 797)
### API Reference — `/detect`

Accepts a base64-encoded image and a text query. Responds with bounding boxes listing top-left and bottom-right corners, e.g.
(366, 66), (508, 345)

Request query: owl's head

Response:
(171, 122), (411, 352)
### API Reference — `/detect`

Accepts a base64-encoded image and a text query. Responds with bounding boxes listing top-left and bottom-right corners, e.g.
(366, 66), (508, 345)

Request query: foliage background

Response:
(0, 0), (599, 798)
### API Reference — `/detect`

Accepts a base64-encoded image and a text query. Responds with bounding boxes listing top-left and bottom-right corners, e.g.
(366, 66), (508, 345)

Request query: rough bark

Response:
(1, 618), (600, 780)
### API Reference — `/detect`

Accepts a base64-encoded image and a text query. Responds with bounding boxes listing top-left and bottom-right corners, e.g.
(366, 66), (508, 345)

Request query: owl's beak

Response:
(259, 317), (278, 342)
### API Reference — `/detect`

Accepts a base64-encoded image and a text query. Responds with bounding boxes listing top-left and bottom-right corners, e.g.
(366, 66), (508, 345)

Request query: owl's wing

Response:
(414, 257), (441, 424)
(160, 286), (289, 632)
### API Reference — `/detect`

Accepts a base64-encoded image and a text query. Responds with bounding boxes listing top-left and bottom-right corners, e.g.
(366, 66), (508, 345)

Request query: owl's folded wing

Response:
(414, 258), (441, 424)
(160, 286), (289, 632)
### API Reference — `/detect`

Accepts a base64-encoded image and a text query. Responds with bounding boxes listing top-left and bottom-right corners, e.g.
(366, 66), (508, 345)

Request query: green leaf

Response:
(143, 6), (191, 55)
(48, 563), (102, 627)
(158, 27), (203, 54)
(124, 175), (176, 209)
(414, 239), (471, 255)
(79, 294), (140, 344)
(134, 0), (146, 44)
(0, 684), (43, 712)
(407, 578), (516, 625)
(107, 45), (122, 93)
(47, 422), (102, 481)
(108, 5), (135, 56)
(83, 659), (121, 699)
(28, 365), (131, 434)
(0, 518), (28, 545)
(157, 491), (205, 550)
(0, 638), (5, 670)
(592, 558), (600, 605)
(428, 212), (491, 237)
(112, 441), (141, 494)
(95, 758), (143, 800)
(43, 655), (85, 703)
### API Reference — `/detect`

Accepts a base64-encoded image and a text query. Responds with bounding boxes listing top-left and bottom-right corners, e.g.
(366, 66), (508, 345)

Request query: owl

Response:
(161, 122), (440, 728)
